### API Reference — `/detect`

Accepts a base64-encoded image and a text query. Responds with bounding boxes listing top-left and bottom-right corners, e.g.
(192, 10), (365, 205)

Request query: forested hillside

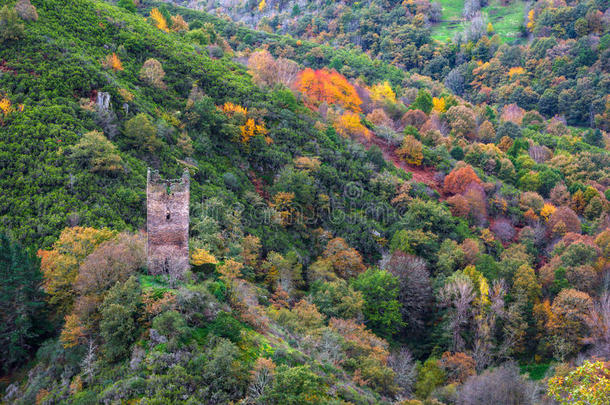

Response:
(1, 0), (609, 404)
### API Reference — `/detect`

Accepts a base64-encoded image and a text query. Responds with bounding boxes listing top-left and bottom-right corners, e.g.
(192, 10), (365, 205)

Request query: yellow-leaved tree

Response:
(370, 81), (396, 104)
(39, 227), (117, 315)
(240, 118), (268, 144)
(540, 203), (556, 221)
(150, 8), (169, 32)
(103, 53), (123, 71)
(334, 112), (371, 140)
(220, 102), (248, 117)
(527, 9), (535, 32)
(0, 96), (13, 125)
(432, 97), (446, 113)
(508, 67), (525, 78)
(191, 248), (218, 266)
(397, 135), (423, 166)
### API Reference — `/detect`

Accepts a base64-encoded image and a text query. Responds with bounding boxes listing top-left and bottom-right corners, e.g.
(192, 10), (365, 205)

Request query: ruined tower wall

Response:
(146, 169), (190, 279)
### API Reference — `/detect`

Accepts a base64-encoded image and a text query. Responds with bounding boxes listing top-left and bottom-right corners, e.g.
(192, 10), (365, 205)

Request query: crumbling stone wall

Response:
(147, 168), (190, 280)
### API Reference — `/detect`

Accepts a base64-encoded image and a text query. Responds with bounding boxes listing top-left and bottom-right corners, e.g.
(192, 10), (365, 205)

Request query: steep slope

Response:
(1, 0), (610, 404)
(0, 0), (407, 257)
(1, 1), (415, 402)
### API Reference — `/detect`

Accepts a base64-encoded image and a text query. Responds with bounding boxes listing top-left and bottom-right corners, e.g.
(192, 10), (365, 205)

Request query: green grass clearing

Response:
(437, 0), (465, 20)
(431, 0), (526, 43)
(520, 362), (552, 380)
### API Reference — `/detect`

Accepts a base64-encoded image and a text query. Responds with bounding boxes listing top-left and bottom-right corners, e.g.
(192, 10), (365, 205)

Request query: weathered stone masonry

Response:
(146, 168), (190, 279)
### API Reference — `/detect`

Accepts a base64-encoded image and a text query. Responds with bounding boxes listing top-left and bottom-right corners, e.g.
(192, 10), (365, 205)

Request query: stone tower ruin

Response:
(147, 168), (190, 279)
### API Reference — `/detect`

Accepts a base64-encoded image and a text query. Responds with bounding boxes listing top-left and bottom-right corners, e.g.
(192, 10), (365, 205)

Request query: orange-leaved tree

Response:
(322, 237), (366, 279)
(170, 15), (189, 32)
(444, 165), (482, 195)
(39, 227), (117, 315)
(218, 102), (269, 144)
(296, 68), (362, 113)
(103, 53), (123, 71)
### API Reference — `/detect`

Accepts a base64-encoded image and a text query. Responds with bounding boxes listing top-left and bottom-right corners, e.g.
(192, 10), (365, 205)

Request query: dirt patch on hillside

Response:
(365, 135), (442, 194)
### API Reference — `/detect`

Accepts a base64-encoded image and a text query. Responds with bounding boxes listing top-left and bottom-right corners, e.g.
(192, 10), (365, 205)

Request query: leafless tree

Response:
(248, 50), (299, 88)
(456, 12), (488, 43)
(491, 218), (516, 243)
(382, 251), (432, 333)
(440, 274), (475, 352)
(94, 105), (119, 139)
(247, 358), (275, 403)
(529, 144), (552, 164)
(15, 0), (38, 21)
(315, 329), (343, 365)
(585, 291), (610, 360)
(458, 362), (539, 405)
(429, 2), (442, 22)
(463, 0), (481, 18)
(388, 347), (417, 399)
(276, 58), (300, 87)
(474, 281), (507, 371)
(81, 339), (97, 385)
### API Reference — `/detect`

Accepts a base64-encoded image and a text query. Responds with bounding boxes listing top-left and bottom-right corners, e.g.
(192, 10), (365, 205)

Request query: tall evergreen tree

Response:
(0, 233), (48, 373)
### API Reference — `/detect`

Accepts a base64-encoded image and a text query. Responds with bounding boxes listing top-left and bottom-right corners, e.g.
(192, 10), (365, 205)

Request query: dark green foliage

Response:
(207, 280), (227, 302)
(0, 234), (48, 373)
(450, 146), (464, 160)
(70, 131), (124, 175)
(351, 268), (403, 339)
(260, 365), (329, 404)
(497, 121), (522, 140)
(400, 198), (459, 242)
(176, 284), (220, 327)
(122, 113), (162, 155)
(3, 0), (610, 401)
(199, 337), (248, 402)
(551, 267), (570, 295)
(118, 0), (136, 12)
(411, 89), (433, 114)
(476, 254), (500, 281)
(99, 276), (141, 362)
(560, 243), (598, 267)
(208, 311), (244, 342)
(152, 310), (190, 342)
(520, 362), (551, 381)
(584, 129), (604, 148)
(309, 279), (364, 320)
(414, 358), (446, 399)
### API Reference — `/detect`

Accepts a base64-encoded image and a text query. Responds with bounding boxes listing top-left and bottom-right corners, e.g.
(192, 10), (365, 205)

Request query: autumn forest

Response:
(0, 0), (609, 404)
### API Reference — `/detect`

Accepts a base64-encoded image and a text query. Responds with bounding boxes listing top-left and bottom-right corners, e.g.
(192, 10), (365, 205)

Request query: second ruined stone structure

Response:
(147, 168), (190, 279)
